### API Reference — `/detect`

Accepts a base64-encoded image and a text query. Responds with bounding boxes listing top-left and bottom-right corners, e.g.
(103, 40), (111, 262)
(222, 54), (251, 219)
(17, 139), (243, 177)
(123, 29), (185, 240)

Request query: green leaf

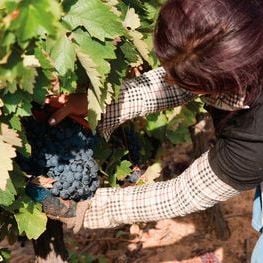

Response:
(128, 30), (150, 62)
(60, 71), (77, 93)
(9, 115), (22, 131)
(140, 162), (162, 184)
(10, 0), (60, 42)
(0, 139), (16, 191)
(73, 30), (116, 77)
(146, 112), (168, 140)
(123, 8), (141, 30)
(3, 90), (32, 116)
(34, 45), (54, 70)
(50, 35), (76, 76)
(87, 87), (103, 131)
(120, 41), (139, 63)
(33, 72), (49, 104)
(0, 248), (11, 262)
(115, 160), (132, 180)
(16, 99), (32, 117)
(166, 106), (196, 144)
(166, 124), (191, 144)
(20, 67), (37, 94)
(77, 51), (102, 89)
(63, 0), (125, 41)
(15, 200), (47, 239)
(0, 179), (16, 206)
(93, 138), (112, 162)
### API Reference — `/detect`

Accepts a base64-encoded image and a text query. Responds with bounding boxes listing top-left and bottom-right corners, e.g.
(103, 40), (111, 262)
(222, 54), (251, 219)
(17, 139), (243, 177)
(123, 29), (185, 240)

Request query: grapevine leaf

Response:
(104, 0), (121, 16)
(0, 123), (22, 147)
(0, 179), (16, 206)
(76, 49), (105, 129)
(15, 200), (47, 239)
(20, 67), (38, 94)
(0, 248), (11, 262)
(16, 99), (32, 117)
(22, 55), (40, 68)
(121, 0), (146, 15)
(77, 51), (102, 89)
(3, 90), (32, 116)
(63, 0), (125, 41)
(128, 30), (150, 62)
(10, 0), (59, 42)
(60, 71), (77, 94)
(34, 45), (54, 70)
(146, 112), (168, 140)
(9, 115), (22, 131)
(144, 2), (159, 21)
(120, 41), (139, 63)
(33, 71), (49, 104)
(93, 137), (112, 162)
(146, 113), (168, 131)
(166, 125), (191, 144)
(73, 30), (116, 77)
(115, 160), (132, 180)
(166, 107), (196, 144)
(87, 87), (103, 131)
(0, 139), (16, 191)
(139, 162), (162, 184)
(50, 35), (76, 76)
(123, 8), (141, 30)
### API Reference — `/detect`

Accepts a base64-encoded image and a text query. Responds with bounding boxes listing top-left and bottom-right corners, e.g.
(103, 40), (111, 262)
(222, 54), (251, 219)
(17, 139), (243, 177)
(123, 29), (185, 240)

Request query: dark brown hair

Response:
(154, 0), (263, 104)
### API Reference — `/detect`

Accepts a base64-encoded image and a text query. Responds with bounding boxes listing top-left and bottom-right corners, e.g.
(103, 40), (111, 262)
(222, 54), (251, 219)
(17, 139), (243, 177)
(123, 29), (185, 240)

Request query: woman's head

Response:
(154, 0), (263, 102)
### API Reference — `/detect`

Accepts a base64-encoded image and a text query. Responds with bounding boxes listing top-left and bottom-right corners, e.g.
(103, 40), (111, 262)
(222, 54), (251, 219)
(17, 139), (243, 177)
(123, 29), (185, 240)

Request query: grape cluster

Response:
(18, 116), (100, 201)
(127, 169), (142, 183)
(126, 130), (141, 165)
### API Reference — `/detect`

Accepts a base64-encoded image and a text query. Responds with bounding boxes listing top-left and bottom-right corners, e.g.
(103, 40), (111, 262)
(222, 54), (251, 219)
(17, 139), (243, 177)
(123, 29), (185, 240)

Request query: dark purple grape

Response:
(19, 115), (100, 201)
(127, 170), (142, 183)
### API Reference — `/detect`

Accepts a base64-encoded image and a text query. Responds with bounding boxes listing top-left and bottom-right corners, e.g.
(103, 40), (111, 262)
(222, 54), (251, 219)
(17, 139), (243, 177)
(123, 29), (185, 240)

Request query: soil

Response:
(1, 143), (260, 263)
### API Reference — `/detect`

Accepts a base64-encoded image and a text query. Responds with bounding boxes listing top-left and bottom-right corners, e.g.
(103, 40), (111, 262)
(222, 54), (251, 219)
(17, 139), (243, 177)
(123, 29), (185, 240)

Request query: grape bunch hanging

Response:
(18, 113), (100, 201)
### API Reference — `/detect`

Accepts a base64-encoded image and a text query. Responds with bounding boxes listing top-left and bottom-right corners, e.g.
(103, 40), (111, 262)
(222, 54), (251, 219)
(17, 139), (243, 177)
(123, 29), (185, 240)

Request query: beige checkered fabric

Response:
(84, 152), (239, 229)
(98, 67), (249, 140)
(82, 67), (248, 229)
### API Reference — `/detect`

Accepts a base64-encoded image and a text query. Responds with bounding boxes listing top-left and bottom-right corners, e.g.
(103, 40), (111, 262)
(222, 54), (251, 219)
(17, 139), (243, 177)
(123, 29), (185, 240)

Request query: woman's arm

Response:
(37, 126), (263, 231)
(46, 67), (196, 138)
(83, 151), (239, 229)
(98, 67), (196, 139)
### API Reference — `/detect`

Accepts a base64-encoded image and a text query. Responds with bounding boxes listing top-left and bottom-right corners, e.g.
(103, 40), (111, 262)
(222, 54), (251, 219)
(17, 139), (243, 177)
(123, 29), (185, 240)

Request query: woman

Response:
(41, 0), (263, 258)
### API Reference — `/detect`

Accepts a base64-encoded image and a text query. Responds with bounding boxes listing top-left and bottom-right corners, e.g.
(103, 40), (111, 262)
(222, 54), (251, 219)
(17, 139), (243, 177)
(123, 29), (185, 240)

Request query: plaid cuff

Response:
(98, 67), (196, 140)
(83, 151), (240, 229)
(202, 93), (249, 111)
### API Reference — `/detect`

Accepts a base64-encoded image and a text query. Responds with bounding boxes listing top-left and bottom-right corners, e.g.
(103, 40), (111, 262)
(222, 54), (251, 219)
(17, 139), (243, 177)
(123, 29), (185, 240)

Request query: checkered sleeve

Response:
(83, 151), (240, 229)
(98, 67), (196, 140)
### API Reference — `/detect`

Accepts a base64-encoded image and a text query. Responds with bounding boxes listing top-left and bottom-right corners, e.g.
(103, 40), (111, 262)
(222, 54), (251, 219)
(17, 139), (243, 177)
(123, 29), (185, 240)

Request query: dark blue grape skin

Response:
(127, 170), (142, 183)
(51, 188), (60, 196)
(53, 182), (63, 190)
(74, 172), (82, 180)
(18, 116), (100, 201)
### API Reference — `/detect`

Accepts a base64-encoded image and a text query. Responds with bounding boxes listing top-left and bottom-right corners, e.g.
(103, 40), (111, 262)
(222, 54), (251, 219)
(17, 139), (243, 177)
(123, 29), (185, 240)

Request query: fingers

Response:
(48, 106), (72, 125)
(45, 94), (69, 109)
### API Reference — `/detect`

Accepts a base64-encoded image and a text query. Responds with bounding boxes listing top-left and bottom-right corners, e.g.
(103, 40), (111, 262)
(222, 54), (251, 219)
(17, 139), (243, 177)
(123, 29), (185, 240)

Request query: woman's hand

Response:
(45, 93), (88, 126)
